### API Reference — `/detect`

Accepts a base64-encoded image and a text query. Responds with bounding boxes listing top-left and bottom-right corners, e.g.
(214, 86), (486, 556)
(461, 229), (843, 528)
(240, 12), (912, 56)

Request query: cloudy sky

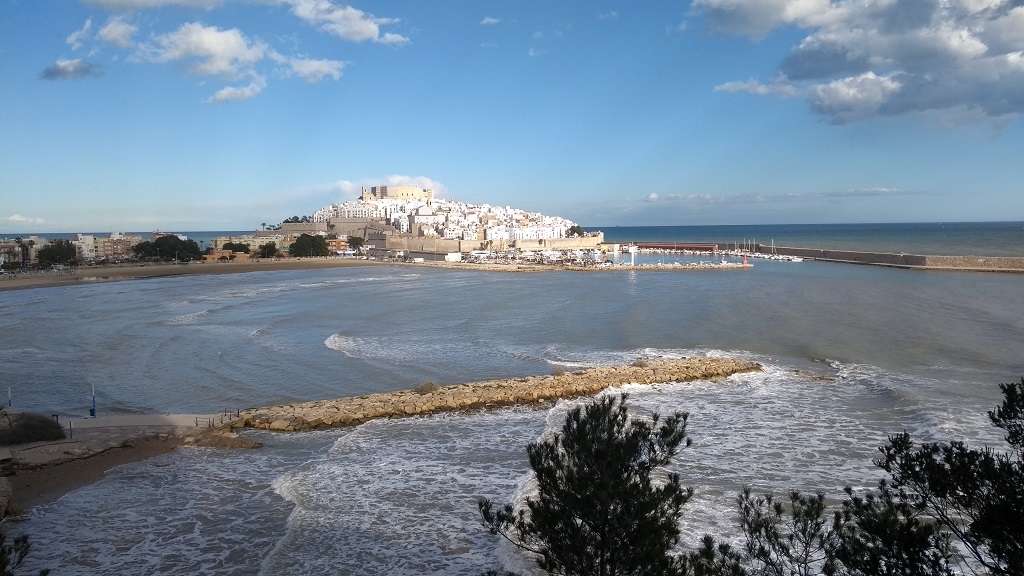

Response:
(2, 0), (1022, 232)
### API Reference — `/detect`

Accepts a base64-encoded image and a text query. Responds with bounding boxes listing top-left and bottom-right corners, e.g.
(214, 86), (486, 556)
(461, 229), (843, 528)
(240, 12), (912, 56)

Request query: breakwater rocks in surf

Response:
(229, 357), (762, 433)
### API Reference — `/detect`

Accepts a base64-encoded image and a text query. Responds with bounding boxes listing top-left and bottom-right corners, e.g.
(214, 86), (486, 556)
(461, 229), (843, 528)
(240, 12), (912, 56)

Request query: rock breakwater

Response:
(230, 357), (761, 432)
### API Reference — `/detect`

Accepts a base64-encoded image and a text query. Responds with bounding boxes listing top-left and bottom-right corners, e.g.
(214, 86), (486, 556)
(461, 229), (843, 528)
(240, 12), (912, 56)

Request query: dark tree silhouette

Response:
(257, 241), (279, 259)
(35, 239), (78, 267)
(479, 393), (693, 576)
(0, 529), (49, 576)
(875, 378), (1024, 576)
(287, 234), (329, 257)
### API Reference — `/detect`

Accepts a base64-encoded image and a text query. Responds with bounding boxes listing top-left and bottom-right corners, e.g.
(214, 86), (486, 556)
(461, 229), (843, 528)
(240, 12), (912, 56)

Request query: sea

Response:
(1, 222), (1022, 575)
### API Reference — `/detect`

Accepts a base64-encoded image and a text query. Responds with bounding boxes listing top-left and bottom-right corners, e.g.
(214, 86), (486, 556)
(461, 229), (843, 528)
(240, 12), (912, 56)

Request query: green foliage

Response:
(282, 215), (311, 224)
(132, 236), (202, 262)
(478, 380), (1024, 576)
(221, 242), (251, 253)
(875, 377), (1024, 576)
(257, 241), (279, 259)
(682, 536), (746, 576)
(991, 377), (1024, 453)
(736, 489), (838, 576)
(347, 236), (365, 251)
(35, 239), (78, 267)
(566, 225), (585, 237)
(479, 393), (693, 576)
(0, 529), (49, 576)
(834, 481), (954, 576)
(0, 411), (66, 446)
(705, 378), (1024, 576)
(288, 234), (329, 257)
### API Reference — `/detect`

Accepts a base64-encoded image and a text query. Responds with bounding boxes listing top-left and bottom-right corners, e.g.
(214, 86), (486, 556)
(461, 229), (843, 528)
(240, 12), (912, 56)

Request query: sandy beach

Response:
(0, 258), (386, 292)
(1, 414), (256, 513)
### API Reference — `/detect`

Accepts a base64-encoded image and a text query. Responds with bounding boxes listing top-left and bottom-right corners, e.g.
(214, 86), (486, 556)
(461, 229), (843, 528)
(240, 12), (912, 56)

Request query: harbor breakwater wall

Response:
(763, 246), (1024, 271)
(228, 357), (762, 432)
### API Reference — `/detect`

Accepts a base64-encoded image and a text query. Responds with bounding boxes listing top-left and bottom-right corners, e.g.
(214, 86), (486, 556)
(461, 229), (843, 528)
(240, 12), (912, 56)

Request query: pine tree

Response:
(479, 393), (693, 576)
(876, 378), (1024, 575)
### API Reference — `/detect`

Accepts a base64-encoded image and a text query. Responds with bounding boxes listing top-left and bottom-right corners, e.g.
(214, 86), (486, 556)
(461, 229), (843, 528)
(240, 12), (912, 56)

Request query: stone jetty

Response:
(229, 357), (761, 433)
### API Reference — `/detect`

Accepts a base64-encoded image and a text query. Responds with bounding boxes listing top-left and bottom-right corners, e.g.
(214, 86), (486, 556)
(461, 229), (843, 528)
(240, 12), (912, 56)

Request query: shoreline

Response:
(2, 414), (260, 514)
(2, 357), (761, 514)
(3, 247), (1021, 293)
(0, 258), (386, 292)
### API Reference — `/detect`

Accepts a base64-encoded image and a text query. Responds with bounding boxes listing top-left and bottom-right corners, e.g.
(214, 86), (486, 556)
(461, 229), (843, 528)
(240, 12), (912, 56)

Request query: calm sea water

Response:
(3, 223), (1022, 575)
(591, 221), (1024, 256)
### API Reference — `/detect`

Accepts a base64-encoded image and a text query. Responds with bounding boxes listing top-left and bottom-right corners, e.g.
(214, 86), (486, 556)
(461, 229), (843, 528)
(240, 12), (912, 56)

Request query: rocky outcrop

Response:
(229, 357), (761, 433)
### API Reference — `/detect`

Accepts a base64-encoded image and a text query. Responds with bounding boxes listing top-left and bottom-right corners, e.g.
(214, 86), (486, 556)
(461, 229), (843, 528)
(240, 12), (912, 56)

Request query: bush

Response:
(632, 358), (650, 368)
(413, 381), (441, 395)
(0, 412), (66, 445)
(552, 366), (567, 377)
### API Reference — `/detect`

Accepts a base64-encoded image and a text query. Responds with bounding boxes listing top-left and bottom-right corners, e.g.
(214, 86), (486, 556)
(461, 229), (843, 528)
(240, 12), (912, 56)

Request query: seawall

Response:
(228, 357), (762, 432)
(762, 246), (1024, 272)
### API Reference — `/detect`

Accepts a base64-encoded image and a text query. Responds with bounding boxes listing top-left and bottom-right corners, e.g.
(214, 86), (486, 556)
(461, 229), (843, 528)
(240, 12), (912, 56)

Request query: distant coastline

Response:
(3, 222), (1022, 292)
(3, 247), (1023, 294)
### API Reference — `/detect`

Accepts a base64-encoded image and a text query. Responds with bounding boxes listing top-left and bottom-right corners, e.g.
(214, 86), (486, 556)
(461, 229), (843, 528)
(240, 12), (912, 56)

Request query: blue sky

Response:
(2, 0), (1023, 233)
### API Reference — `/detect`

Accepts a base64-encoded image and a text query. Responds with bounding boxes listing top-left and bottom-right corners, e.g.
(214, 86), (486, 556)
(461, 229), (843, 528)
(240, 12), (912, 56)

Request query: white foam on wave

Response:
(323, 332), (484, 364)
(16, 432), (336, 575)
(488, 360), (982, 556)
(260, 410), (548, 576)
(15, 350), (1008, 575)
(163, 309), (211, 325)
(197, 274), (422, 303)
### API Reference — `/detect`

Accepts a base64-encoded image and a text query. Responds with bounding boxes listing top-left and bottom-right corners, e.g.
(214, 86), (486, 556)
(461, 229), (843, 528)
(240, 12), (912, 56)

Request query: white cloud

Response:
(287, 0), (409, 45)
(809, 72), (903, 123)
(5, 214), (47, 226)
(99, 17), (139, 48)
(715, 76), (799, 97)
(697, 0), (1024, 124)
(67, 19), (93, 51)
(480, 16), (500, 26)
(642, 187), (928, 205)
(528, 48), (546, 57)
(206, 75), (267, 102)
(143, 22), (267, 77)
(288, 57), (344, 82)
(55, 1), (400, 103)
(598, 11), (619, 21)
(40, 58), (102, 80)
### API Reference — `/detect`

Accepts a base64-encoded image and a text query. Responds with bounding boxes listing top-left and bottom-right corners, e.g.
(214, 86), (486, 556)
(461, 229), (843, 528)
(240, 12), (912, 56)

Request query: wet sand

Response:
(2, 414), (254, 513)
(7, 436), (184, 511)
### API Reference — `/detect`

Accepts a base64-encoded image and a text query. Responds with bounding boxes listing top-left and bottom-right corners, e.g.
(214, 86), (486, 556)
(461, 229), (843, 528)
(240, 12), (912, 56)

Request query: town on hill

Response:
(0, 186), (605, 269)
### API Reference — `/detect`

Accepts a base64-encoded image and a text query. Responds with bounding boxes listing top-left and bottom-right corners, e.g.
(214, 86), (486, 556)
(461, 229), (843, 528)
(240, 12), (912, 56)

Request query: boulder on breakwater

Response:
(229, 357), (761, 433)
